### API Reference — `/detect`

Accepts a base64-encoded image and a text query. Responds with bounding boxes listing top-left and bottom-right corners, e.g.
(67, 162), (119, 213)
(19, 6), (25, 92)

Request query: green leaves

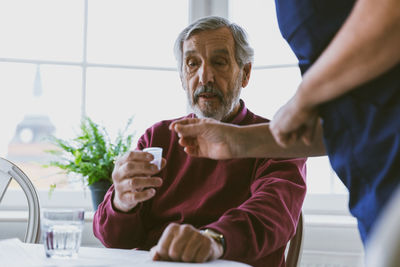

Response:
(45, 116), (135, 186)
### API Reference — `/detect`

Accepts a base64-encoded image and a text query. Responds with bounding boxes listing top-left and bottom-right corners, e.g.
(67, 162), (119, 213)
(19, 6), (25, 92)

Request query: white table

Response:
(0, 239), (250, 266)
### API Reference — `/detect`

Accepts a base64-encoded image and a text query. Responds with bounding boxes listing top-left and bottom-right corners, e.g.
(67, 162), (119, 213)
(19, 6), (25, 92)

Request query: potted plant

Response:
(45, 117), (134, 210)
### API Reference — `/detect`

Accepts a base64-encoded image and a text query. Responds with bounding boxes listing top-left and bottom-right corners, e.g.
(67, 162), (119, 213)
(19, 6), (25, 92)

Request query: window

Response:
(0, 0), (84, 194)
(0, 0), (349, 213)
(229, 0), (348, 196)
(0, 0), (188, 208)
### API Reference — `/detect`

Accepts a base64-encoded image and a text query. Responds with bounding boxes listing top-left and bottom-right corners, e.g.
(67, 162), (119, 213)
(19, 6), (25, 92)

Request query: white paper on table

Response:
(0, 239), (150, 266)
(0, 238), (45, 266)
(0, 238), (250, 266)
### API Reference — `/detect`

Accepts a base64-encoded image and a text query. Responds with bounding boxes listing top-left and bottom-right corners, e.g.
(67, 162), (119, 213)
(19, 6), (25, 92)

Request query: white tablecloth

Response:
(0, 238), (250, 266)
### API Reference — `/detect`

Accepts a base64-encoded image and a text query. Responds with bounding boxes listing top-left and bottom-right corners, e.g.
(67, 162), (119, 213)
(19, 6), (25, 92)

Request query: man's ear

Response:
(241, 63), (252, 88)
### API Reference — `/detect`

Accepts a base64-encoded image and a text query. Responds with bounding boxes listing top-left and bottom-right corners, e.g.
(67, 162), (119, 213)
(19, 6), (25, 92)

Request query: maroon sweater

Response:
(93, 101), (306, 267)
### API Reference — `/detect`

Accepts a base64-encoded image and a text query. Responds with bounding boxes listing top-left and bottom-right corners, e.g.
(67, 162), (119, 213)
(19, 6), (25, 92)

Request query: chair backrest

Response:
(286, 212), (304, 267)
(0, 157), (41, 243)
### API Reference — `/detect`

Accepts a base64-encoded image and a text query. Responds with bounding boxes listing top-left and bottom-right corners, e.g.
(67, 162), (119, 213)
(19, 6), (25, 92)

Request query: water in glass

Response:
(41, 209), (84, 259)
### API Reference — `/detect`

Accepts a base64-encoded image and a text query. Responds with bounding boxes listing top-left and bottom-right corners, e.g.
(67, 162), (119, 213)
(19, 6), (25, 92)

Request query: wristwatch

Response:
(201, 229), (226, 253)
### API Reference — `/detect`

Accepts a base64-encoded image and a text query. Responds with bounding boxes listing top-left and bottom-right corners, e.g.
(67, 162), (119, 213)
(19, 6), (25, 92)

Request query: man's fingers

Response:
(115, 150), (151, 166)
(301, 119), (315, 145)
(178, 137), (197, 147)
(118, 161), (159, 179)
(114, 187), (157, 211)
(171, 120), (204, 137)
(115, 177), (162, 192)
(159, 158), (167, 171)
(184, 146), (200, 157)
(274, 133), (290, 148)
(181, 233), (207, 262)
(168, 225), (196, 261)
(302, 116), (319, 146)
(113, 162), (157, 184)
(150, 246), (161, 261)
(121, 188), (157, 204)
(271, 122), (307, 148)
(125, 150), (153, 161)
(177, 138), (201, 157)
(195, 239), (213, 262)
(170, 118), (200, 131)
(151, 224), (217, 263)
(302, 128), (314, 146)
(154, 223), (178, 260)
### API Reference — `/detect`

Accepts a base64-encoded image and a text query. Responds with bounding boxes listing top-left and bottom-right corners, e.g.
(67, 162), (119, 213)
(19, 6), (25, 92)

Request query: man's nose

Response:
(198, 63), (214, 85)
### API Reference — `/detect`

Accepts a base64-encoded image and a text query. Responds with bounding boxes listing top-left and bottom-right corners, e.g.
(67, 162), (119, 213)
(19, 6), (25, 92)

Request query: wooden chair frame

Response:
(286, 212), (304, 267)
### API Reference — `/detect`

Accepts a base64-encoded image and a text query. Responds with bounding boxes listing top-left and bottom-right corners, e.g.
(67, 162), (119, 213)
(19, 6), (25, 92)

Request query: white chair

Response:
(0, 157), (40, 243)
(286, 212), (304, 267)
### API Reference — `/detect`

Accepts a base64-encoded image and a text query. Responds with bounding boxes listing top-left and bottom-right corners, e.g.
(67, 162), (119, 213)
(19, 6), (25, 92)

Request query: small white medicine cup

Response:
(143, 147), (163, 170)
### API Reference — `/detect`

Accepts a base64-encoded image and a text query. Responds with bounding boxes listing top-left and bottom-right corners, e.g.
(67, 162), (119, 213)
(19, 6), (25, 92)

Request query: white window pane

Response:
(333, 171), (349, 194)
(229, 0), (298, 65)
(87, 0), (189, 67)
(86, 68), (187, 144)
(231, 1), (341, 195)
(241, 67), (301, 119)
(0, 0), (84, 62)
(241, 67), (338, 194)
(0, 63), (82, 190)
(306, 157), (332, 194)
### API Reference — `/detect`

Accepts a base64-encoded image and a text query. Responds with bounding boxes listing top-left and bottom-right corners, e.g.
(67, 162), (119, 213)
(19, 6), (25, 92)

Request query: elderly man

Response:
(93, 16), (306, 267)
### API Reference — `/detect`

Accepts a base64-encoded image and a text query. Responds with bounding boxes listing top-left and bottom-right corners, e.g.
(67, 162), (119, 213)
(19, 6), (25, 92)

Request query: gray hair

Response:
(174, 16), (254, 73)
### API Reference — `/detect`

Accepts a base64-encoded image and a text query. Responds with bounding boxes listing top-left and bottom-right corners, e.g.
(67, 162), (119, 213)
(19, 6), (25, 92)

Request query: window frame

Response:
(0, 0), (350, 216)
(1, 189), (352, 217)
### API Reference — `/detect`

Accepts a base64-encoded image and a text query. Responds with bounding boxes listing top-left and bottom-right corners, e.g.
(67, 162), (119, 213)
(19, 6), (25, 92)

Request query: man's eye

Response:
(187, 60), (198, 67)
(213, 59), (227, 66)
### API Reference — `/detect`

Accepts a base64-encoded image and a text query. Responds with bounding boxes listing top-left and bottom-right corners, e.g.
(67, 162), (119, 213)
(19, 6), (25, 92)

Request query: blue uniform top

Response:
(275, 0), (400, 243)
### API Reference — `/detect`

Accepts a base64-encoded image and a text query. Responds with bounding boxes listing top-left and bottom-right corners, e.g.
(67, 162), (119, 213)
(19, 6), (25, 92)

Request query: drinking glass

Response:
(41, 209), (85, 259)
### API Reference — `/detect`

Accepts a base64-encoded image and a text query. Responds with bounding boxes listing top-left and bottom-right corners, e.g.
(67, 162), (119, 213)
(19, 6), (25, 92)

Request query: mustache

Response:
(194, 84), (224, 102)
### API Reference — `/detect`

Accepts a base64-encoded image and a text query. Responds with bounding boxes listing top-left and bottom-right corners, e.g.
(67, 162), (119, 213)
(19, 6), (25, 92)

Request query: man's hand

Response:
(270, 93), (319, 148)
(150, 223), (224, 263)
(112, 150), (165, 212)
(170, 118), (239, 160)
